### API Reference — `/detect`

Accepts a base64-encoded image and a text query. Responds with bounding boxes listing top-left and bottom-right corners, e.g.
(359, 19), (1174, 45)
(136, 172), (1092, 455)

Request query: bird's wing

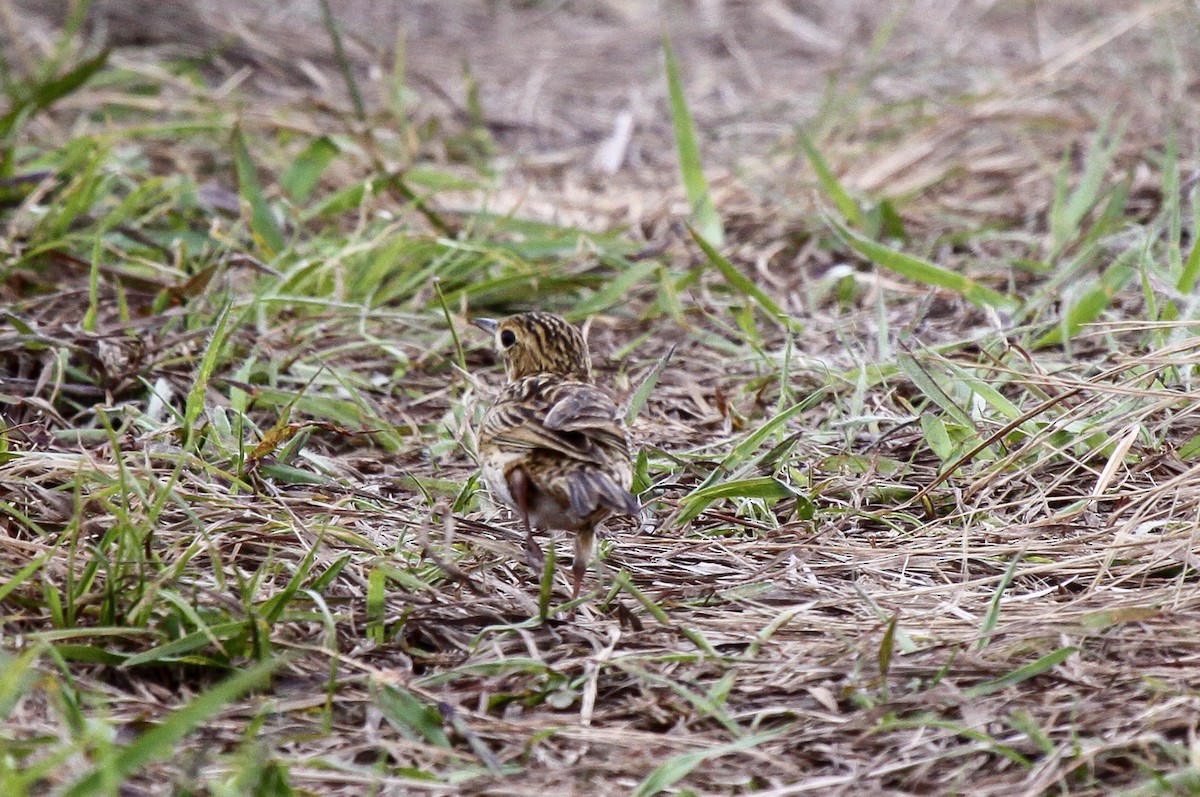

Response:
(481, 377), (629, 465)
(542, 383), (625, 435)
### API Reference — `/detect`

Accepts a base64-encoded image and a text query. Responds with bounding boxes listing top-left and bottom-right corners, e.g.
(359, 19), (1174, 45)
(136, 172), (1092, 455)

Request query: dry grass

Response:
(4, 1), (1200, 795)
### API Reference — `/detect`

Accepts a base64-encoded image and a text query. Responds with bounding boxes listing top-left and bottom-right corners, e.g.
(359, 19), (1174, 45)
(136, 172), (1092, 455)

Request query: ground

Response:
(3, 1), (1200, 795)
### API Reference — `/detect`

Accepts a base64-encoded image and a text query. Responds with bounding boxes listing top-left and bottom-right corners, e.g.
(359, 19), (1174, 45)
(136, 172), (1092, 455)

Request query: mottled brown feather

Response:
(472, 312), (639, 595)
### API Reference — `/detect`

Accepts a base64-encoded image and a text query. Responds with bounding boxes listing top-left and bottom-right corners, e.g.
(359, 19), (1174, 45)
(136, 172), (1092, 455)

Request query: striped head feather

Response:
(472, 312), (592, 382)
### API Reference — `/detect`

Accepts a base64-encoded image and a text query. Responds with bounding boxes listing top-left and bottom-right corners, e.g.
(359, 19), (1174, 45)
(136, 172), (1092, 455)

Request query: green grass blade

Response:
(367, 566), (386, 644)
(1049, 122), (1122, 257)
(614, 571), (669, 626)
(120, 620), (249, 667)
(797, 130), (862, 227)
(879, 715), (1031, 765)
(977, 554), (1023, 650)
(1035, 243), (1140, 348)
(964, 646), (1077, 698)
(897, 352), (975, 429)
(700, 393), (825, 489)
(183, 303), (232, 452)
(319, 0), (366, 120)
(663, 35), (723, 246)
(537, 541), (556, 622)
(64, 659), (279, 797)
(0, 648), (40, 721)
(678, 476), (805, 526)
(0, 49), (109, 141)
(877, 615), (898, 698)
(920, 414), (954, 461)
(828, 215), (1017, 311)
(376, 685), (451, 747)
(259, 540), (320, 625)
(1162, 126), (1181, 274)
(681, 472), (801, 504)
(939, 359), (1022, 422)
(617, 661), (737, 734)
(632, 727), (787, 797)
(570, 257), (659, 319)
(232, 125), (286, 258)
(280, 136), (339, 205)
(1006, 709), (1056, 756)
(1118, 767), (1200, 797)
(1177, 183), (1200, 294)
(625, 344), (675, 425)
(0, 548), (53, 603)
(689, 225), (798, 330)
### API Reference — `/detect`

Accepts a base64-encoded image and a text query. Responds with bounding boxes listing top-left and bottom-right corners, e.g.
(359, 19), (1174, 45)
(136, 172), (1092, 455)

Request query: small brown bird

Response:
(472, 311), (639, 598)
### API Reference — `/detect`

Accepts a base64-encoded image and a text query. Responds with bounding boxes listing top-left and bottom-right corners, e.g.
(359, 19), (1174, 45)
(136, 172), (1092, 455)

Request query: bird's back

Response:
(479, 374), (638, 529)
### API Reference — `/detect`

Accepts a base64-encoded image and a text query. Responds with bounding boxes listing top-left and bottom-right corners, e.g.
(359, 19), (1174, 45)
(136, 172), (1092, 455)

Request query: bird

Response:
(471, 311), (639, 599)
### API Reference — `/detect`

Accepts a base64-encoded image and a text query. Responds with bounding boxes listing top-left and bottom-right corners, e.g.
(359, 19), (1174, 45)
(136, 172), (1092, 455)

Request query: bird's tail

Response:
(565, 468), (640, 519)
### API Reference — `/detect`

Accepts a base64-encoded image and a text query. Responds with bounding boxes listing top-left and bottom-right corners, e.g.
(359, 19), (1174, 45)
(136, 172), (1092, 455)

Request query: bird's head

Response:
(472, 312), (592, 381)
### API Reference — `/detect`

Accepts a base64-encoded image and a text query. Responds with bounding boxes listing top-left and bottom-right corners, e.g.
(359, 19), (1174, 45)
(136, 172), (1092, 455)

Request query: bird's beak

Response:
(471, 318), (499, 335)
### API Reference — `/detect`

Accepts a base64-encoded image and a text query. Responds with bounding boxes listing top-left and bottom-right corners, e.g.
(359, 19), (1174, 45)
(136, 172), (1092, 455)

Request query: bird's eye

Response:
(500, 329), (517, 348)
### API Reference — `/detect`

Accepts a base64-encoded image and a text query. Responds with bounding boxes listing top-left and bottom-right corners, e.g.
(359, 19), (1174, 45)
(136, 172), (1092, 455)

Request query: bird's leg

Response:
(571, 527), (595, 599)
(509, 467), (543, 568)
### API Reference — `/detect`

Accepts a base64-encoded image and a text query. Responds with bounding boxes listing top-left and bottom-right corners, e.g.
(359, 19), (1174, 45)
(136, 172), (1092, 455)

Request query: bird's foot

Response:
(523, 538), (545, 569)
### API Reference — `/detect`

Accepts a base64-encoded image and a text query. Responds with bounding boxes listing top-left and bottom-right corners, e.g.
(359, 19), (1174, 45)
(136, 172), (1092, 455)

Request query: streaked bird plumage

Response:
(472, 312), (638, 598)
